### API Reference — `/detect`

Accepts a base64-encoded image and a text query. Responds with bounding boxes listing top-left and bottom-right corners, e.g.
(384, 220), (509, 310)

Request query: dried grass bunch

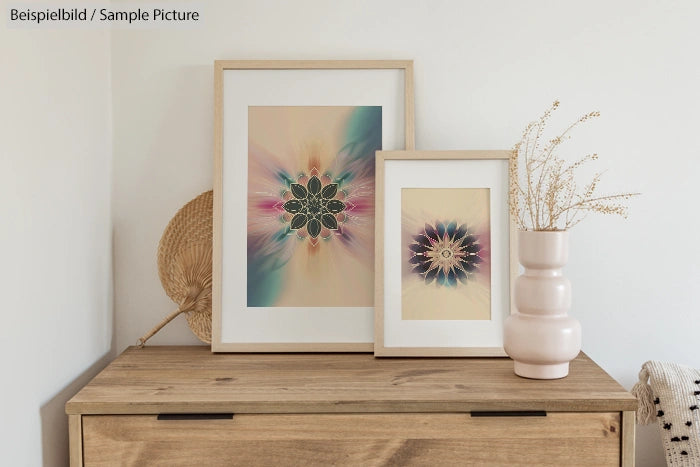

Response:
(509, 101), (639, 231)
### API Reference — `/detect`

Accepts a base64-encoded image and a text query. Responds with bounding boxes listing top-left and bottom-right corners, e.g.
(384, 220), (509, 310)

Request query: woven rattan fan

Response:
(137, 190), (213, 346)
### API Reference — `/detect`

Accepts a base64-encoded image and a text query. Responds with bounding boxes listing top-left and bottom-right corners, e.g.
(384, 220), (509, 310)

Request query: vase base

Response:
(513, 361), (569, 379)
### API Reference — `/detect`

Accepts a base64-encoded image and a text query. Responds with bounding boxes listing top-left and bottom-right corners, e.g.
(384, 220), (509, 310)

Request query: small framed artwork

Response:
(374, 150), (517, 357)
(212, 60), (415, 352)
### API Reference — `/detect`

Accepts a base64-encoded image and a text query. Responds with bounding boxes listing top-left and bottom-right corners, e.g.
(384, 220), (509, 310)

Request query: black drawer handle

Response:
(471, 411), (546, 417)
(157, 413), (234, 420)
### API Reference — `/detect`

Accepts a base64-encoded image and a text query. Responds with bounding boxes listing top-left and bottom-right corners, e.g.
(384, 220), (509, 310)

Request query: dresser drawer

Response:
(82, 412), (620, 466)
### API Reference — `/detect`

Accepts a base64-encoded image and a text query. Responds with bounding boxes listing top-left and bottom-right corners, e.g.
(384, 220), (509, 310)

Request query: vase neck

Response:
(518, 231), (569, 269)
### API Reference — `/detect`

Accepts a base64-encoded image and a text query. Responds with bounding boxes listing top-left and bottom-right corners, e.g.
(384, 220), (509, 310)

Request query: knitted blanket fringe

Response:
(631, 365), (655, 425)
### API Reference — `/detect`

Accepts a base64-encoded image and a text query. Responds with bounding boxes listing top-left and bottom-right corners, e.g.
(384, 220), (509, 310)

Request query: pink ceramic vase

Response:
(504, 230), (581, 379)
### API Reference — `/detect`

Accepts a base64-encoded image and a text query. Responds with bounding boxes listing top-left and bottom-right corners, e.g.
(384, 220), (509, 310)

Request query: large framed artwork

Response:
(212, 60), (415, 352)
(374, 151), (517, 356)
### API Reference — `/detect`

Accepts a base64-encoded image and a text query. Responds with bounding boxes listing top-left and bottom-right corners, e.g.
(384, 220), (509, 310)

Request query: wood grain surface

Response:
(621, 410), (636, 467)
(83, 412), (621, 466)
(68, 414), (82, 466)
(66, 346), (636, 415)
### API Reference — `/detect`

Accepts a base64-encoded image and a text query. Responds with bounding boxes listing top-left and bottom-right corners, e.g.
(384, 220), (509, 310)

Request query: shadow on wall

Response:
(40, 352), (115, 467)
(39, 226), (117, 466)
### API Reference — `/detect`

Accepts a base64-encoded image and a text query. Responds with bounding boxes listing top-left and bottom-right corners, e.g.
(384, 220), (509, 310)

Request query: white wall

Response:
(120, 0), (699, 465)
(0, 11), (113, 467)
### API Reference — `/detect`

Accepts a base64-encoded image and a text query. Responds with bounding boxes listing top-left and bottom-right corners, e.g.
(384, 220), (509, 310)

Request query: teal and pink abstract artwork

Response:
(247, 106), (381, 307)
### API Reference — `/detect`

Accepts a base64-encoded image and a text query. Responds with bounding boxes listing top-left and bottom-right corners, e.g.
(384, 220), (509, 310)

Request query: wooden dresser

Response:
(66, 346), (637, 466)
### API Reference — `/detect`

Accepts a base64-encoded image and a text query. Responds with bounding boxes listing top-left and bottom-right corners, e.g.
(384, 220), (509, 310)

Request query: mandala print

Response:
(409, 221), (482, 286)
(247, 106), (380, 307)
(274, 167), (353, 247)
(281, 174), (347, 239)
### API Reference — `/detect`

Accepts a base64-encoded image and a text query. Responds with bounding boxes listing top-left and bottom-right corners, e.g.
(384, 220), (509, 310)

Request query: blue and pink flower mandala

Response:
(408, 221), (483, 287)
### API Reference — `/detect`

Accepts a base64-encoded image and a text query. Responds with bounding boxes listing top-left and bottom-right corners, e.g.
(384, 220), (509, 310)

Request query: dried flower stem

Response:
(509, 101), (639, 231)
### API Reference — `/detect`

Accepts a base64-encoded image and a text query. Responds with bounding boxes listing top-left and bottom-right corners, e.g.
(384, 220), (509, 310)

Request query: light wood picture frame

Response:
(213, 60), (415, 352)
(374, 150), (517, 357)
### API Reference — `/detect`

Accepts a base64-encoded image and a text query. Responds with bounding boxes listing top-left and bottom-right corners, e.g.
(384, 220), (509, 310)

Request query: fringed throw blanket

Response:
(632, 361), (700, 466)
